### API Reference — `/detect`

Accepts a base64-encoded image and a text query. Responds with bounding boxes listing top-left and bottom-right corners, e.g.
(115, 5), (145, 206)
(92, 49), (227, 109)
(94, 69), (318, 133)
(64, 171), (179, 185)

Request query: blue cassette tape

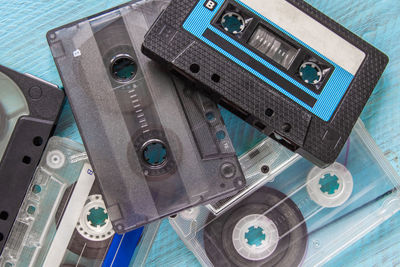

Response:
(142, 0), (389, 167)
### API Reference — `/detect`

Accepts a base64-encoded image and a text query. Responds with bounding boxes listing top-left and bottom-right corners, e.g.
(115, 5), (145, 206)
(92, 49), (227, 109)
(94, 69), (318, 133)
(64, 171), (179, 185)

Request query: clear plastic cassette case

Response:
(170, 120), (400, 266)
(47, 0), (245, 233)
(0, 137), (96, 267)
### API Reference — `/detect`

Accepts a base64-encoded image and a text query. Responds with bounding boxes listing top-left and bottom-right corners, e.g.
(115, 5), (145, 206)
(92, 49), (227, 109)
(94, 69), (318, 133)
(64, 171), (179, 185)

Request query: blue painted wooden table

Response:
(1, 0), (399, 266)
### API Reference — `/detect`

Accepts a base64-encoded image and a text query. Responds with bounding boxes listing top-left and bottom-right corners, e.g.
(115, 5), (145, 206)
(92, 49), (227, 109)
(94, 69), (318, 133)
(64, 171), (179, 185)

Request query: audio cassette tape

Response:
(169, 119), (400, 266)
(0, 137), (97, 266)
(142, 0), (389, 167)
(0, 136), (162, 267)
(0, 65), (64, 254)
(47, 0), (245, 233)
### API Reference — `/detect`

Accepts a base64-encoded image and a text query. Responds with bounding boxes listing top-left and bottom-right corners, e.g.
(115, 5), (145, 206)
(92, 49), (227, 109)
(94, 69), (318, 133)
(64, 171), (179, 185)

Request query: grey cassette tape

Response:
(47, 0), (245, 233)
(169, 120), (400, 266)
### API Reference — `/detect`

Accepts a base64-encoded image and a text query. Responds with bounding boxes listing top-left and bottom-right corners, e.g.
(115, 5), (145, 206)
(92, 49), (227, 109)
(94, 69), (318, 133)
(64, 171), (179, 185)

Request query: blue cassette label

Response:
(182, 0), (365, 121)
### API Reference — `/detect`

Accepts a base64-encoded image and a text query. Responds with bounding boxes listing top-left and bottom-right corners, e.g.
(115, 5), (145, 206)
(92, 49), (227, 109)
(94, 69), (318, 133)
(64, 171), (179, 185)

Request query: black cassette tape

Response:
(0, 66), (64, 253)
(142, 0), (389, 167)
(47, 0), (245, 233)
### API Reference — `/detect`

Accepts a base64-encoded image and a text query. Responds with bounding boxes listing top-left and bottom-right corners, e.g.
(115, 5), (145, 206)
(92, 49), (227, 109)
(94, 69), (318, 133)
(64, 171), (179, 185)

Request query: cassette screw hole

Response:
(0, 211), (8, 220)
(143, 141), (167, 166)
(319, 174), (340, 195)
(22, 156), (31, 164)
(111, 55), (137, 82)
(211, 73), (220, 83)
(190, 64), (200, 73)
(87, 207), (108, 227)
(261, 165), (269, 174)
(216, 130), (226, 140)
(221, 163), (235, 178)
(265, 108), (274, 117)
(281, 123), (291, 133)
(33, 136), (43, 146)
(206, 112), (215, 121)
(299, 62), (322, 85)
(32, 185), (41, 194)
(221, 12), (245, 34)
(245, 226), (266, 247)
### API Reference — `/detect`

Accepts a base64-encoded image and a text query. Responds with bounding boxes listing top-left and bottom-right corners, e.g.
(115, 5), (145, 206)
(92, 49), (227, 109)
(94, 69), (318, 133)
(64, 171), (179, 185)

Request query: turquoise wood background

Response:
(0, 0), (399, 266)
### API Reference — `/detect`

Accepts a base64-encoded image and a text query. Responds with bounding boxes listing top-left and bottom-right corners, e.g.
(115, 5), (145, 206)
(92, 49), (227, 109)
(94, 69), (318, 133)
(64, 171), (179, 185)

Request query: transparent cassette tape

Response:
(0, 136), (161, 267)
(0, 137), (96, 267)
(169, 120), (400, 266)
(47, 0), (245, 233)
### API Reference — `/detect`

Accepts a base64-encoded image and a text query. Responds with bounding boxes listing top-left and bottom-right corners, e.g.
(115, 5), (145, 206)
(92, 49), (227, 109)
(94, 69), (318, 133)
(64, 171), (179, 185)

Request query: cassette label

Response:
(183, 0), (364, 120)
(47, 0), (245, 233)
(142, 0), (389, 167)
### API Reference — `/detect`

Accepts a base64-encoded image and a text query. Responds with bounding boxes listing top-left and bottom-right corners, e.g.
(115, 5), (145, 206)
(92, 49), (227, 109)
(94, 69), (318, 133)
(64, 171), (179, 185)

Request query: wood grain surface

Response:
(0, 0), (399, 266)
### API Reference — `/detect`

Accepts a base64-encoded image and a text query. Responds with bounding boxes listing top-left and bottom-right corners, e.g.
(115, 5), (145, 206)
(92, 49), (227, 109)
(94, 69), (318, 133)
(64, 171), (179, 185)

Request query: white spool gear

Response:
(306, 162), (353, 208)
(231, 214), (279, 261)
(76, 194), (114, 242)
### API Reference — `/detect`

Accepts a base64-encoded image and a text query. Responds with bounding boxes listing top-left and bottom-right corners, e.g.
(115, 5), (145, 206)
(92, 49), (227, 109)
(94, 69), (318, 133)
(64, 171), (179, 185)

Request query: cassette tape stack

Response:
(0, 66), (64, 256)
(169, 120), (400, 267)
(47, 0), (246, 233)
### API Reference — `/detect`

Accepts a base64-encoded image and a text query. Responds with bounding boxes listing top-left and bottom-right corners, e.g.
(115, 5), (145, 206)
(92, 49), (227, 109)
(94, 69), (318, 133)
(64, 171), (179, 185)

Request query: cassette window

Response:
(247, 25), (298, 69)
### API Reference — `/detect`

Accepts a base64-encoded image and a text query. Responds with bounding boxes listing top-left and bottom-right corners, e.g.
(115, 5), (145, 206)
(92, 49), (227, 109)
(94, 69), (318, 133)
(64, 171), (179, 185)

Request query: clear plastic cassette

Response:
(0, 136), (162, 267)
(47, 0), (245, 233)
(169, 120), (400, 266)
(0, 137), (96, 267)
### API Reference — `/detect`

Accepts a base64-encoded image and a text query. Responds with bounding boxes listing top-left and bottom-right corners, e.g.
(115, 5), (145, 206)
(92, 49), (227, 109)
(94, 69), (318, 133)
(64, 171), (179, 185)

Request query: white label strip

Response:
(240, 0), (365, 75)
(43, 163), (95, 267)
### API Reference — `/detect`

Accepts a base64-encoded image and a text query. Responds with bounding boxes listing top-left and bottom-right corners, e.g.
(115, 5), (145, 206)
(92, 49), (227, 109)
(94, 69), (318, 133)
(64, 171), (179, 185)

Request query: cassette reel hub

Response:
(77, 194), (114, 242)
(299, 62), (322, 85)
(306, 162), (353, 207)
(142, 139), (167, 167)
(232, 214), (279, 261)
(221, 12), (245, 34)
(110, 54), (137, 82)
(204, 187), (307, 266)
